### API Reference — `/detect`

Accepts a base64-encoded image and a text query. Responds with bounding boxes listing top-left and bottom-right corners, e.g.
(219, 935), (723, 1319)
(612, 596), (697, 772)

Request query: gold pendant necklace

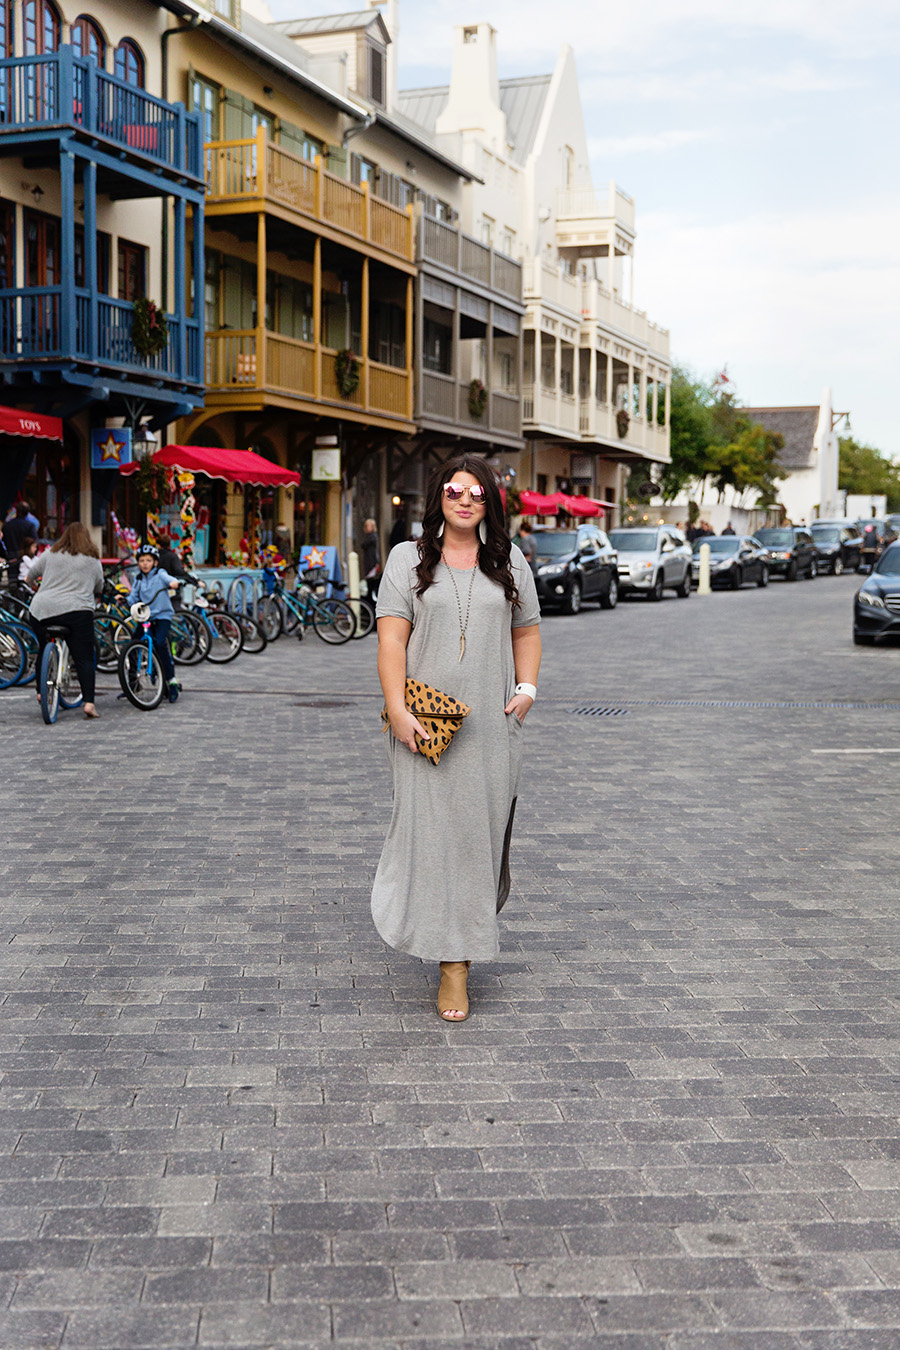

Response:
(442, 554), (477, 662)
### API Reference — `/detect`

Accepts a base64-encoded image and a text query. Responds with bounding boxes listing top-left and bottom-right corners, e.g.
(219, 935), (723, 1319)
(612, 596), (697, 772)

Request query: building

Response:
(399, 22), (671, 524)
(0, 0), (204, 548)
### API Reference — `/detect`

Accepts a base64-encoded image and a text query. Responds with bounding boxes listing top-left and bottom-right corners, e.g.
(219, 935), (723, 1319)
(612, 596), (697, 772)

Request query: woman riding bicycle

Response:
(27, 522), (104, 720)
(126, 543), (181, 703)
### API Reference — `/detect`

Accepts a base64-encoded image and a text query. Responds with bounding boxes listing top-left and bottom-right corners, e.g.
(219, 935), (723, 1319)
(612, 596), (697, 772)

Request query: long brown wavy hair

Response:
(414, 453), (519, 607)
(51, 523), (99, 558)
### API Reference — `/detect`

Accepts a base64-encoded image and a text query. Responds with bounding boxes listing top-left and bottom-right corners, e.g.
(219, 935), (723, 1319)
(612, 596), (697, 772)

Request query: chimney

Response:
(436, 22), (507, 147)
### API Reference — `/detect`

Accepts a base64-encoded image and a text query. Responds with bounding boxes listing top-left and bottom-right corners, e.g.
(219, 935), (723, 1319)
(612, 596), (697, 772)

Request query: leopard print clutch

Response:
(381, 678), (471, 765)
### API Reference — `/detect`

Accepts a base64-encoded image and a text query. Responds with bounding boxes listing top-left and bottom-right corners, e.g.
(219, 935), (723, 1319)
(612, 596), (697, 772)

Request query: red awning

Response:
(519, 490), (560, 515)
(121, 444), (300, 487)
(0, 405), (63, 441)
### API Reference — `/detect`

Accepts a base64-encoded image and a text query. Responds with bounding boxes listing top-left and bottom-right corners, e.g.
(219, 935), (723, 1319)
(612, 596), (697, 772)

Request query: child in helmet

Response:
(127, 543), (181, 702)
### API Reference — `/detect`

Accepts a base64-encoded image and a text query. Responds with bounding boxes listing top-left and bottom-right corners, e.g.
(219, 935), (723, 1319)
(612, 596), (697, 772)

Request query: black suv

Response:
(810, 522), (862, 575)
(755, 526), (818, 580)
(531, 525), (619, 614)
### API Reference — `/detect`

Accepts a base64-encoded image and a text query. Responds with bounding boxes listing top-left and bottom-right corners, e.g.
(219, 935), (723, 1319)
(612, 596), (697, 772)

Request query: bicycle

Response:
(267, 565), (356, 644)
(180, 584), (244, 663)
(117, 604), (168, 711)
(38, 625), (84, 723)
(0, 622), (26, 689)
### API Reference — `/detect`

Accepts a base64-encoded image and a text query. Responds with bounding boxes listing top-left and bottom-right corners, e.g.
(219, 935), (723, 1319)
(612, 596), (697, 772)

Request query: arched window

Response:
(114, 39), (145, 88)
(72, 16), (106, 64)
(23, 0), (61, 55)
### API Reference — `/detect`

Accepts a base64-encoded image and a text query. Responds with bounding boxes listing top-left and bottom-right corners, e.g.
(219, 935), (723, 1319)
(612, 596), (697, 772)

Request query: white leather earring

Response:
(437, 520), (445, 539)
(478, 520), (488, 545)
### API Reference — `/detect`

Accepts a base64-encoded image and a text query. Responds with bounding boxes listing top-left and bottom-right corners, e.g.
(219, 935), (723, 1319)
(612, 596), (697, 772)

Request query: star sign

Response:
(305, 547), (327, 569)
(98, 433), (124, 463)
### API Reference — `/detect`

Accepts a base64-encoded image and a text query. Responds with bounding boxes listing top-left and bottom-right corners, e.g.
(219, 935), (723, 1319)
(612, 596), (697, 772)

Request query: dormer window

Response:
(463, 27), (478, 43)
(368, 43), (385, 107)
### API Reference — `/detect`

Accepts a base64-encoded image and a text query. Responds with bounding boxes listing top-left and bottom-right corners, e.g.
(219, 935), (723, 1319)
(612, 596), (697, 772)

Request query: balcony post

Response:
(58, 45), (74, 128)
(191, 199), (204, 384)
(175, 105), (186, 176)
(59, 149), (75, 355)
(589, 344), (597, 438)
(606, 350), (613, 433)
(554, 334), (561, 426)
(256, 125), (266, 195)
(174, 195), (186, 377)
(314, 155), (324, 220)
(313, 236), (322, 400)
(256, 211), (266, 389)
(534, 322), (541, 426)
(361, 256), (370, 410)
(651, 369), (659, 430)
(452, 285), (461, 421)
(486, 301), (494, 430)
(405, 275), (413, 422)
(83, 157), (98, 360)
(363, 182), (371, 245)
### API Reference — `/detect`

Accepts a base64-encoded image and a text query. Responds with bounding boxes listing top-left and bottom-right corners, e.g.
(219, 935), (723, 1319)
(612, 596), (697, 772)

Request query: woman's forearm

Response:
(377, 623), (410, 715)
(511, 625), (541, 685)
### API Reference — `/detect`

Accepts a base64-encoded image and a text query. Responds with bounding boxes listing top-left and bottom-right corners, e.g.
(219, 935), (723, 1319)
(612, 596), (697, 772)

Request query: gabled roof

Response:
(271, 11), (390, 44)
(398, 73), (552, 163)
(744, 406), (819, 471)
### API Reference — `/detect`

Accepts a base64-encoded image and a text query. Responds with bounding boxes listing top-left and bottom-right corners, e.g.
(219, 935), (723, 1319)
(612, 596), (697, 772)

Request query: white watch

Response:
(514, 682), (537, 702)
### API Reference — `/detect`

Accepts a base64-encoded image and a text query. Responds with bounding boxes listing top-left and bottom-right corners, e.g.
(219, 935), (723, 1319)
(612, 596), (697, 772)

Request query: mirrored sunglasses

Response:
(443, 482), (486, 503)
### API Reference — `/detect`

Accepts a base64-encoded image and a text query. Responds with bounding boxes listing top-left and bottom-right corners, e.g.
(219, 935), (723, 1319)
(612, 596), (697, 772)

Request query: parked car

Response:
(754, 527), (818, 580)
(853, 542), (900, 644)
(607, 526), (692, 601)
(531, 525), (619, 614)
(810, 522), (862, 574)
(855, 519), (898, 571)
(690, 535), (769, 589)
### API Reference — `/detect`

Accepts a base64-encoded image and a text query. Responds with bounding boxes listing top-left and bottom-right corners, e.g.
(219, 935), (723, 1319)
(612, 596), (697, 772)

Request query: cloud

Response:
(588, 129), (714, 156)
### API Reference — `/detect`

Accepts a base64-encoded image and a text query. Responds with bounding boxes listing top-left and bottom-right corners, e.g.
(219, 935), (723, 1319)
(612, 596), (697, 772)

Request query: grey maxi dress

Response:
(372, 542), (541, 961)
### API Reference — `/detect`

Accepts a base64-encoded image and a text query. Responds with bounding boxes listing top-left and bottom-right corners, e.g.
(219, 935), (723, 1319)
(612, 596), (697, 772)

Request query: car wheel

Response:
(786, 561), (798, 581)
(757, 566), (769, 588)
(853, 630), (876, 646)
(809, 559), (817, 579)
(832, 557), (844, 576)
(677, 571), (691, 598)
(730, 567), (742, 591)
(562, 579), (582, 615)
(648, 573), (664, 602)
(599, 575), (618, 610)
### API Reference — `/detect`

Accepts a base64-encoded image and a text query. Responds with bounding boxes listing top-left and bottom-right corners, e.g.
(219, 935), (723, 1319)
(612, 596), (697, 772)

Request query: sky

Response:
(268, 0), (900, 457)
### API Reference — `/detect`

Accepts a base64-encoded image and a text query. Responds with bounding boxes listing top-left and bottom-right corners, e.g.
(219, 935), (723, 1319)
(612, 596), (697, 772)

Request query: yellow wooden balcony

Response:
(204, 133), (415, 266)
(205, 329), (413, 430)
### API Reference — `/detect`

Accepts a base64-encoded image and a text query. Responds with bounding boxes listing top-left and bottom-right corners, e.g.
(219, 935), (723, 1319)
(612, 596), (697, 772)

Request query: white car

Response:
(607, 527), (693, 601)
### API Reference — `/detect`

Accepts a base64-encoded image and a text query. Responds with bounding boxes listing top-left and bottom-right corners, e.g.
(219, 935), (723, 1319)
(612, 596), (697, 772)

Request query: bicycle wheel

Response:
(311, 598), (356, 645)
(280, 595), (301, 635)
(0, 624), (25, 689)
(204, 610), (244, 663)
(256, 595), (282, 641)
(0, 590), (31, 623)
(227, 573), (255, 615)
(39, 642), (60, 723)
(57, 644), (83, 709)
(6, 620), (38, 685)
(94, 615), (120, 672)
(171, 611), (206, 665)
(350, 597), (376, 639)
(237, 614), (267, 654)
(118, 639), (165, 710)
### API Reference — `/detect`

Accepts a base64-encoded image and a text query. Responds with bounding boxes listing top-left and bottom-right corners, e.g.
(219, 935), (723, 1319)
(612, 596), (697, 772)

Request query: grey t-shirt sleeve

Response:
(375, 542), (416, 624)
(510, 545), (541, 627)
(28, 552), (47, 583)
(92, 559), (104, 595)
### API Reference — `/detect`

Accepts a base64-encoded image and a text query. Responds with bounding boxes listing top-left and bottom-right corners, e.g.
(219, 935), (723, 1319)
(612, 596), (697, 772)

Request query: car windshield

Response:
(811, 527), (841, 542)
(533, 532), (578, 555)
(608, 531), (658, 551)
(756, 529), (793, 545)
(874, 545), (900, 576)
(693, 538), (739, 553)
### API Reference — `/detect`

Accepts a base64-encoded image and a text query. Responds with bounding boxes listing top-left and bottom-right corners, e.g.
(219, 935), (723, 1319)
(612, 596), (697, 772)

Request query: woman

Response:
(28, 522), (104, 719)
(360, 517), (381, 600)
(373, 454), (542, 1021)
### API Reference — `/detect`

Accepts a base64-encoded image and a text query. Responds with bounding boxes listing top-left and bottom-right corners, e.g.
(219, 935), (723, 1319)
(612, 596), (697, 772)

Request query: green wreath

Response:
(335, 348), (360, 398)
(131, 297), (169, 359)
(467, 378), (488, 419)
(616, 409), (631, 438)
(135, 456), (169, 514)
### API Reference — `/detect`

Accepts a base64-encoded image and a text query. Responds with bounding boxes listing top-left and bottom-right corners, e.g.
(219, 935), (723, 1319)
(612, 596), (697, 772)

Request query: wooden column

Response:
(361, 256), (370, 410)
(83, 158), (97, 361)
(59, 150), (75, 354)
(256, 211), (266, 389)
(174, 195), (187, 376)
(313, 236), (322, 399)
(405, 274), (414, 422)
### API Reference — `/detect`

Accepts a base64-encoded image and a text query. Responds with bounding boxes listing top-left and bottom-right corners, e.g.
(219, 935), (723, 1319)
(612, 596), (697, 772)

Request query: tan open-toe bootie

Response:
(437, 961), (471, 1022)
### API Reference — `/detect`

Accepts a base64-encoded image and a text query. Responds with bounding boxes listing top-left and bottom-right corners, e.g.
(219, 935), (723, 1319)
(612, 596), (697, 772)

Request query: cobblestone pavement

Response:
(1, 571), (899, 1349)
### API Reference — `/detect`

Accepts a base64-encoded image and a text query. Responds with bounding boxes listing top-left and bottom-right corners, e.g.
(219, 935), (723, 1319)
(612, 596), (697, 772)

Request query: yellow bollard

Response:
(697, 542), (711, 595)
(348, 549), (361, 625)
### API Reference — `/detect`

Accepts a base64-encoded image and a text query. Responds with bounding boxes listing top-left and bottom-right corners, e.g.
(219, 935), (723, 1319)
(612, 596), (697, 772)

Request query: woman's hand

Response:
(389, 707), (431, 753)
(504, 693), (534, 724)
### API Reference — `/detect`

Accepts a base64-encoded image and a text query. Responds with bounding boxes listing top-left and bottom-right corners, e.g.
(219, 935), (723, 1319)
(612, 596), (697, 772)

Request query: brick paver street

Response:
(2, 571), (899, 1349)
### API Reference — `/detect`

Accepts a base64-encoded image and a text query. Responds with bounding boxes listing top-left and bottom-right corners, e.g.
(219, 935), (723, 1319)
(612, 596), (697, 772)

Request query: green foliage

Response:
(135, 457), (169, 514)
(131, 297), (169, 359)
(657, 367), (717, 499)
(839, 436), (900, 509)
(711, 423), (785, 506)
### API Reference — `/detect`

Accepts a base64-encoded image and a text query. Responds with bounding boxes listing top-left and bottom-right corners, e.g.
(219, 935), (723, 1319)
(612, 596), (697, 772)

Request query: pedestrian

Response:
(722, 521), (736, 536)
(126, 543), (181, 703)
(4, 503), (37, 583)
(360, 517), (381, 600)
(372, 453), (542, 1022)
(517, 519), (537, 572)
(388, 514), (407, 551)
(154, 531), (196, 609)
(27, 522), (104, 720)
(16, 536), (39, 583)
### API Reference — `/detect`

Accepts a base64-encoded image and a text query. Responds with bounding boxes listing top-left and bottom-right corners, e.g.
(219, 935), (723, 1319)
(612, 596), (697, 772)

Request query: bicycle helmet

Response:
(137, 543), (159, 560)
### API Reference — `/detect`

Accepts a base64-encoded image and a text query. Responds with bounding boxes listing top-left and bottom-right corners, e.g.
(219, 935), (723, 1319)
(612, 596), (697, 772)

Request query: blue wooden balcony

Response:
(0, 47), (202, 191)
(0, 287), (202, 405)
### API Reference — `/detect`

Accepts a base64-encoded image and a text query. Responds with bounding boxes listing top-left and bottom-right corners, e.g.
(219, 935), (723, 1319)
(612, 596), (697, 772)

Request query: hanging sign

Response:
(311, 448), (341, 481)
(91, 427), (133, 469)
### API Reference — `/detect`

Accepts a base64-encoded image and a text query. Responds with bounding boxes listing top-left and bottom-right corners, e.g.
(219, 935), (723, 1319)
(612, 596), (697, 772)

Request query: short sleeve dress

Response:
(372, 541), (541, 962)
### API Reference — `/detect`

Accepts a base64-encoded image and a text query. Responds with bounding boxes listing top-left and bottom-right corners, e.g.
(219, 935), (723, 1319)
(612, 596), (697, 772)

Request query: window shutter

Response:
(222, 88), (254, 140)
(327, 144), (348, 179)
(280, 119), (306, 156)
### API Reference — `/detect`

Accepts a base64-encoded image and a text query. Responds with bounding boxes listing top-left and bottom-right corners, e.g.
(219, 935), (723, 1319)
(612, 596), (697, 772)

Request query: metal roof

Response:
(271, 12), (390, 42)
(398, 74), (552, 163)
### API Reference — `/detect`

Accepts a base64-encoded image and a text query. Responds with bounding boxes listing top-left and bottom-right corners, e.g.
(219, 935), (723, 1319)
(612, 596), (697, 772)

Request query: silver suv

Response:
(607, 526), (693, 601)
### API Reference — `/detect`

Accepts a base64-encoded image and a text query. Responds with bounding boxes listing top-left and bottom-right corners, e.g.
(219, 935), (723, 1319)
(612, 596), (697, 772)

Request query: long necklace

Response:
(442, 553), (477, 662)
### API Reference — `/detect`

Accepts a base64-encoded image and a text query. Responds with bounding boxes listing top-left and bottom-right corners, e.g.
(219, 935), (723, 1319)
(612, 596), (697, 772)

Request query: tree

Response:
(710, 424), (785, 506)
(838, 436), (900, 510)
(657, 366), (716, 500)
